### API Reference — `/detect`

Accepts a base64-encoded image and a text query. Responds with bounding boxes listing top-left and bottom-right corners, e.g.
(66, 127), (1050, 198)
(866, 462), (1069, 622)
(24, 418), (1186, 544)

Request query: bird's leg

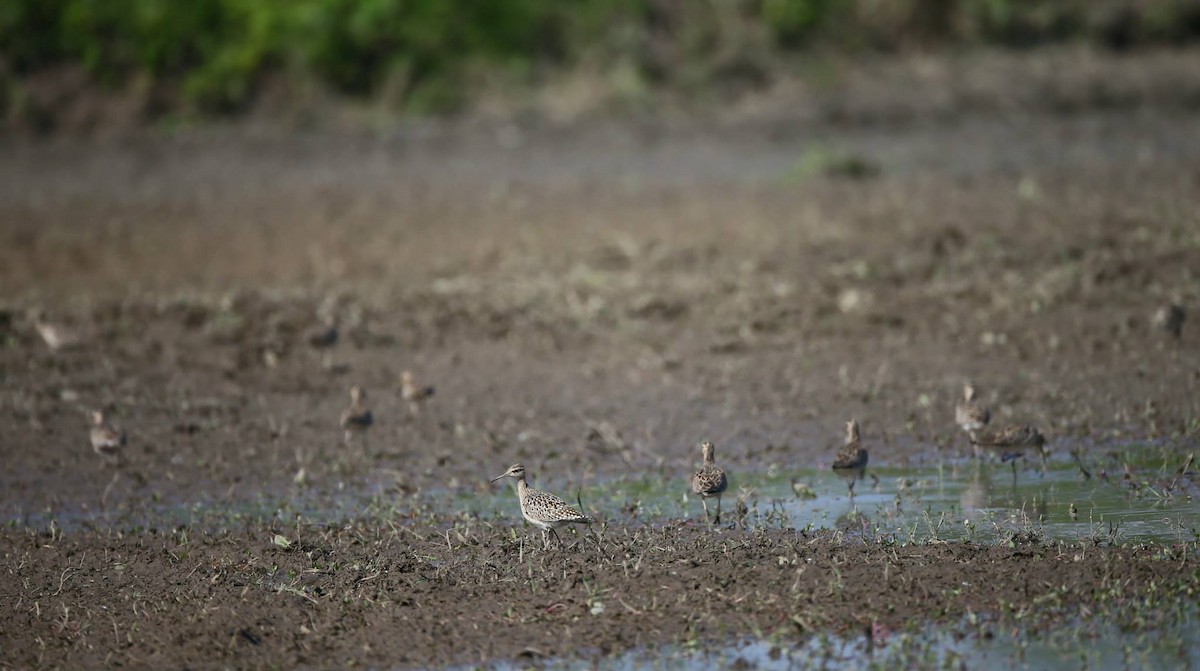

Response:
(343, 430), (352, 447)
(541, 528), (550, 550)
(551, 528), (562, 547)
(714, 496), (722, 525)
(701, 498), (710, 525)
(848, 478), (857, 497)
(1011, 459), (1018, 487)
(101, 471), (120, 508)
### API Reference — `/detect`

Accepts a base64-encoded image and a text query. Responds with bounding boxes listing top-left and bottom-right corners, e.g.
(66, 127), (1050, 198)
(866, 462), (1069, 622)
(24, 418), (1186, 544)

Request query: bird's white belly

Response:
(522, 510), (555, 529)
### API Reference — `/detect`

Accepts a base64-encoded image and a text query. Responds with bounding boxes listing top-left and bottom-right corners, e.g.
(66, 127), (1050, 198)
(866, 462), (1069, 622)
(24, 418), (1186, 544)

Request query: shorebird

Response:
(490, 463), (591, 548)
(691, 440), (729, 524)
(89, 410), (126, 464)
(1154, 303), (1185, 339)
(970, 425), (1047, 482)
(400, 370), (435, 415)
(306, 320), (338, 348)
(305, 319), (339, 368)
(955, 384), (991, 457)
(956, 384), (991, 434)
(339, 386), (373, 447)
(832, 419), (869, 497)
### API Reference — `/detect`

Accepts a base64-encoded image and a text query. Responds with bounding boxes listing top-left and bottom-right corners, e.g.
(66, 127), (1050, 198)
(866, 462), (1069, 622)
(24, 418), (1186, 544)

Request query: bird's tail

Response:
(575, 489), (593, 524)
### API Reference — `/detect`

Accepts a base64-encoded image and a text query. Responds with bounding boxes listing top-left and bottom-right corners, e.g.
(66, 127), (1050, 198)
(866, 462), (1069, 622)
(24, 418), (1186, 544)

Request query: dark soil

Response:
(2, 524), (1196, 669)
(2, 47), (1200, 669)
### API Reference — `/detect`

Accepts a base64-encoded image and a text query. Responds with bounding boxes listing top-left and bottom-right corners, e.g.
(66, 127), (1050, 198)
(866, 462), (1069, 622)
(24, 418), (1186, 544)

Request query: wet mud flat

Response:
(2, 521), (1198, 669)
(2, 133), (1199, 518)
(2, 49), (1200, 669)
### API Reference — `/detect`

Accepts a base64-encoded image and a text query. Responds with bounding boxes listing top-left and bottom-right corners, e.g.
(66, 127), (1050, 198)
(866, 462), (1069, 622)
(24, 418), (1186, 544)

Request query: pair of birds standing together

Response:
(486, 440), (734, 552)
(338, 371), (435, 446)
(486, 442), (732, 550)
(691, 419), (871, 525)
(689, 424), (868, 527)
(955, 384), (1047, 479)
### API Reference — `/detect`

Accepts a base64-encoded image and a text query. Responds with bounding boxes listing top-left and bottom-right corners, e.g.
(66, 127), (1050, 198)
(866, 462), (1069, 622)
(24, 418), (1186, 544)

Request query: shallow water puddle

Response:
(459, 610), (1200, 671)
(467, 444), (1200, 544)
(10, 441), (1197, 544)
(728, 461), (1196, 544)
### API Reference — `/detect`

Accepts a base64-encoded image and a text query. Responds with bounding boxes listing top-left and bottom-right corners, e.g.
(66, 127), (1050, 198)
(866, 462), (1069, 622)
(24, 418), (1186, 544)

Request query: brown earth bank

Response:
(1, 524), (1197, 669)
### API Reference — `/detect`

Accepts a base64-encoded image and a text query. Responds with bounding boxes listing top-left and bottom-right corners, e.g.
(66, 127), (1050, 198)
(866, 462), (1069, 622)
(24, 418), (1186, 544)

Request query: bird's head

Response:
(490, 463), (526, 483)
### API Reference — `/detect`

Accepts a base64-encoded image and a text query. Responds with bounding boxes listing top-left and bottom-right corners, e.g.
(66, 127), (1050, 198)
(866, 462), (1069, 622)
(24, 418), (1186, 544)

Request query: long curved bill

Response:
(490, 473), (508, 483)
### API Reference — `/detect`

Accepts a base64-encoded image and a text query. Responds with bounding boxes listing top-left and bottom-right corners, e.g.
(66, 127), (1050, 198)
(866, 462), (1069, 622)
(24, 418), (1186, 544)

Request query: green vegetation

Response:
(2, 0), (1200, 117)
(0, 0), (646, 113)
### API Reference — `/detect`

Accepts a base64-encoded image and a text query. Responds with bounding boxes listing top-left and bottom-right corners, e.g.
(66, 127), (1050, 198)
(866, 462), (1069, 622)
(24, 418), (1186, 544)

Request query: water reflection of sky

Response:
(458, 610), (1200, 671)
(498, 451), (1199, 544)
(8, 441), (1198, 546)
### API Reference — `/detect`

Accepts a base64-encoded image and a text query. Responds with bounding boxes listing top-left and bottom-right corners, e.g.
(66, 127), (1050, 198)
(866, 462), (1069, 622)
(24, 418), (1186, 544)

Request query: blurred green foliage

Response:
(2, 0), (1199, 114)
(1, 0), (647, 111)
(761, 0), (839, 47)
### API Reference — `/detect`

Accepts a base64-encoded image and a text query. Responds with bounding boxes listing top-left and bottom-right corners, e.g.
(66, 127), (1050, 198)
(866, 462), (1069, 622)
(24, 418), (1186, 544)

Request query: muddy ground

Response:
(1, 48), (1200, 668)
(3, 523), (1198, 669)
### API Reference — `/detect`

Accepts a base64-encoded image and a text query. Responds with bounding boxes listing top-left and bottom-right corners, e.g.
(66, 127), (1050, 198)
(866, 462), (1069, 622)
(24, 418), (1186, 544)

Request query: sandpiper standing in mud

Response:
(490, 463), (592, 549)
(691, 440), (729, 524)
(400, 370), (435, 416)
(970, 425), (1047, 483)
(956, 383), (991, 458)
(832, 419), (869, 497)
(1153, 303), (1185, 340)
(89, 410), (126, 465)
(340, 386), (373, 448)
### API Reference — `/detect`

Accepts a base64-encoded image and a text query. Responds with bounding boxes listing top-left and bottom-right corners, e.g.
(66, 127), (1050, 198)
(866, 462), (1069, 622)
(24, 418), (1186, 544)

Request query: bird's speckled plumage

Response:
(691, 441), (728, 524)
(832, 419), (868, 495)
(89, 410), (125, 462)
(401, 370), (435, 415)
(340, 386), (373, 446)
(955, 384), (991, 435)
(971, 425), (1048, 480)
(491, 463), (591, 548)
(691, 442), (728, 497)
(971, 425), (1046, 460)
